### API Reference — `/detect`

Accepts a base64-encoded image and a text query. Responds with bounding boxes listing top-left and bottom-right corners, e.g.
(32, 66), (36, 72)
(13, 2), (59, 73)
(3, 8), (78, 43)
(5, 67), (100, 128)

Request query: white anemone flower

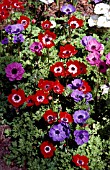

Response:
(39, 0), (54, 4)
(50, 20), (56, 28)
(88, 15), (98, 27)
(97, 16), (108, 27)
(100, 84), (110, 95)
(94, 3), (110, 15)
(104, 12), (110, 20)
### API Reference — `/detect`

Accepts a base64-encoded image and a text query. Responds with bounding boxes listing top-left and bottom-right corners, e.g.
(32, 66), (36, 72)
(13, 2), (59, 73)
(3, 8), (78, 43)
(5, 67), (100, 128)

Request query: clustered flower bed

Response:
(0, 0), (110, 170)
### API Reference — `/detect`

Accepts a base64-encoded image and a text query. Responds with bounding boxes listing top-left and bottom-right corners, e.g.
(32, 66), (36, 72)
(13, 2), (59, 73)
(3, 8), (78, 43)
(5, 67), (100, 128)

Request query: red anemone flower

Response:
(40, 141), (56, 158)
(59, 111), (73, 123)
(50, 62), (65, 77)
(31, 90), (49, 106)
(17, 15), (30, 29)
(53, 80), (64, 94)
(26, 95), (34, 107)
(58, 44), (78, 59)
(38, 79), (54, 92)
(66, 60), (81, 77)
(72, 154), (89, 170)
(79, 62), (87, 74)
(0, 1), (10, 10)
(41, 20), (52, 30)
(68, 15), (83, 29)
(0, 8), (9, 21)
(43, 109), (58, 124)
(8, 89), (26, 108)
(78, 80), (91, 94)
(38, 30), (56, 48)
(11, 0), (24, 9)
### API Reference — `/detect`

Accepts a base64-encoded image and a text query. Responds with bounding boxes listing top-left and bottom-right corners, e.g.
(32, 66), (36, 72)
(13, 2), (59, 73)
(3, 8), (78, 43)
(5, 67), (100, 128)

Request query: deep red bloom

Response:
(58, 44), (78, 59)
(66, 60), (81, 77)
(11, 0), (24, 9)
(38, 30), (56, 48)
(40, 141), (56, 158)
(78, 80), (91, 94)
(17, 15), (30, 29)
(68, 16), (83, 29)
(53, 80), (64, 94)
(0, 7), (9, 20)
(8, 89), (26, 108)
(0, 1), (10, 10)
(43, 109), (57, 124)
(72, 154), (89, 170)
(26, 95), (34, 107)
(38, 79), (54, 92)
(59, 111), (73, 123)
(41, 20), (52, 30)
(79, 62), (87, 74)
(50, 62), (65, 77)
(31, 90), (49, 106)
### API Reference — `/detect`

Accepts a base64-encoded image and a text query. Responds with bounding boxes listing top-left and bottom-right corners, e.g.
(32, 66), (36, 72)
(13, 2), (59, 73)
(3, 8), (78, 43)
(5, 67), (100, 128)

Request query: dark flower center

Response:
(45, 84), (49, 89)
(78, 160), (83, 165)
(48, 115), (53, 121)
(45, 146), (50, 151)
(34, 45), (38, 49)
(62, 118), (68, 122)
(55, 130), (60, 134)
(78, 115), (83, 119)
(12, 68), (17, 74)
(56, 68), (60, 71)
(16, 28), (20, 32)
(38, 96), (43, 100)
(79, 134), (84, 139)
(92, 57), (96, 61)
(91, 45), (96, 50)
(14, 95), (19, 101)
(45, 38), (50, 42)
(71, 67), (75, 71)
(100, 65), (104, 69)
(66, 8), (70, 12)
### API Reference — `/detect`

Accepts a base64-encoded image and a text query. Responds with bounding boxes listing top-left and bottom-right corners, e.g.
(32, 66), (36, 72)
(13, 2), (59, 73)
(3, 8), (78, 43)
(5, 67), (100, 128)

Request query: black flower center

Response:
(78, 160), (83, 165)
(34, 45), (38, 49)
(66, 8), (70, 12)
(45, 38), (50, 42)
(45, 146), (50, 151)
(63, 118), (68, 121)
(92, 57), (96, 61)
(91, 45), (96, 50)
(56, 68), (60, 71)
(14, 95), (19, 101)
(78, 115), (83, 119)
(48, 115), (53, 121)
(38, 96), (43, 100)
(71, 67), (75, 71)
(12, 68), (17, 74)
(100, 65), (104, 69)
(55, 130), (60, 134)
(79, 134), (84, 139)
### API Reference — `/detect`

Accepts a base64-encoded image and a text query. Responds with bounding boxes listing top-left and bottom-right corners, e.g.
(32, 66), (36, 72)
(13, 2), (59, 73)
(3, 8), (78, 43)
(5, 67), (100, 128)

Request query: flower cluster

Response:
(88, 3), (110, 28)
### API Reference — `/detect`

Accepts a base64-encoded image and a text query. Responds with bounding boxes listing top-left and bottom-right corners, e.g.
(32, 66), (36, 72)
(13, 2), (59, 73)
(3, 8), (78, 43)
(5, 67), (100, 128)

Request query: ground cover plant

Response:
(0, 0), (110, 170)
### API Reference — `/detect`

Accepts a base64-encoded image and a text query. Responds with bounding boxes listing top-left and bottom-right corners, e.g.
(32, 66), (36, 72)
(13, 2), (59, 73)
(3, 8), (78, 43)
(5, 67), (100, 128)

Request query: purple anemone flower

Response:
(86, 51), (101, 66)
(5, 24), (24, 34)
(1, 37), (9, 45)
(67, 79), (83, 90)
(74, 130), (89, 145)
(86, 39), (104, 52)
(71, 89), (85, 102)
(73, 110), (90, 124)
(106, 52), (110, 65)
(81, 36), (95, 47)
(5, 62), (25, 81)
(93, 0), (102, 4)
(30, 42), (43, 54)
(60, 4), (76, 15)
(98, 60), (108, 74)
(85, 92), (93, 102)
(13, 34), (25, 43)
(49, 122), (70, 142)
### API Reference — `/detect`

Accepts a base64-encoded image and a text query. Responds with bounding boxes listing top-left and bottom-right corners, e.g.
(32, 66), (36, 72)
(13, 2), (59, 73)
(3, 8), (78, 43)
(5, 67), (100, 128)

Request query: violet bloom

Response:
(13, 34), (25, 43)
(85, 92), (93, 102)
(93, 0), (102, 4)
(106, 52), (110, 65)
(30, 42), (43, 54)
(86, 39), (104, 52)
(61, 4), (76, 15)
(71, 89), (85, 102)
(98, 60), (108, 73)
(74, 130), (89, 145)
(1, 37), (9, 45)
(81, 36), (95, 46)
(86, 51), (101, 66)
(5, 62), (25, 81)
(5, 24), (24, 34)
(73, 110), (90, 124)
(49, 123), (70, 142)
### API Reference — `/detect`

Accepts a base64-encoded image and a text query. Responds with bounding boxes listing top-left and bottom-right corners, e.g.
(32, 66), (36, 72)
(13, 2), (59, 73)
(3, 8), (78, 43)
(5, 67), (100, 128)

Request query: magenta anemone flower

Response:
(30, 42), (43, 55)
(5, 62), (25, 81)
(86, 51), (101, 66)
(86, 39), (104, 52)
(106, 52), (110, 65)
